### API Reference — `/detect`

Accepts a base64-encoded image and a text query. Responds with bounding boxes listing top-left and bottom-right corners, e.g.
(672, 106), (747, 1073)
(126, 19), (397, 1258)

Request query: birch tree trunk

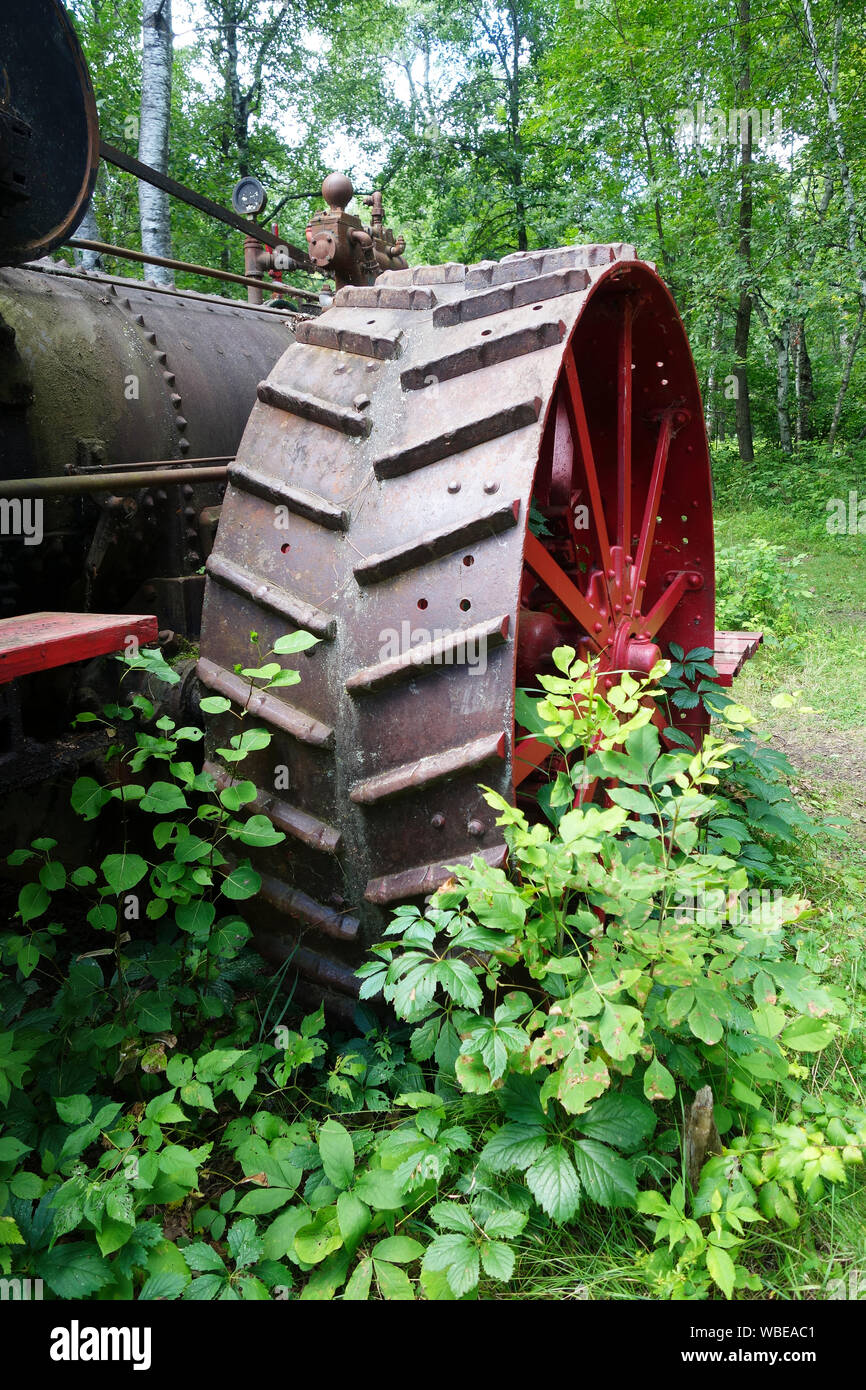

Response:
(138, 0), (174, 286)
(733, 0), (755, 462)
(753, 298), (792, 452)
(72, 202), (103, 271)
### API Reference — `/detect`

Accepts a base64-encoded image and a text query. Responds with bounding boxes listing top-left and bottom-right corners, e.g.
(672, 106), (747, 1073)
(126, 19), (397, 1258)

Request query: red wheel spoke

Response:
(513, 735), (553, 787)
(642, 571), (688, 637)
(524, 532), (602, 651)
(562, 354), (612, 576)
(632, 410), (673, 602)
(549, 392), (573, 505)
(617, 295), (633, 552)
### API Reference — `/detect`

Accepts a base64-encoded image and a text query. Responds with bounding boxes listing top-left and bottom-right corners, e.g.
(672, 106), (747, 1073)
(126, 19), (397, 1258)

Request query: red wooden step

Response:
(712, 630), (763, 686)
(0, 612), (159, 684)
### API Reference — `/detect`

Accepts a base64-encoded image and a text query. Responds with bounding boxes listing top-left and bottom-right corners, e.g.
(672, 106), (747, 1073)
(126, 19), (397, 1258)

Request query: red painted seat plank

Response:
(712, 629), (763, 687)
(0, 612), (159, 684)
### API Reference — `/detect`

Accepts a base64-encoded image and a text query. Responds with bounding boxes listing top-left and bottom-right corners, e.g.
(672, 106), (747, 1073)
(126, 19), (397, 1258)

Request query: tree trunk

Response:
(828, 303), (865, 448)
(733, 0), (754, 462)
(705, 307), (724, 440)
(138, 0), (174, 286)
(753, 298), (792, 452)
(791, 319), (815, 442)
(72, 202), (103, 270)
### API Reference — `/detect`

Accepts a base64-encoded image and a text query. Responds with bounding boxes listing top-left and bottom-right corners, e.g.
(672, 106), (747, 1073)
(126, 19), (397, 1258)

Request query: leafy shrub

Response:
(0, 644), (863, 1302)
(715, 538), (811, 640)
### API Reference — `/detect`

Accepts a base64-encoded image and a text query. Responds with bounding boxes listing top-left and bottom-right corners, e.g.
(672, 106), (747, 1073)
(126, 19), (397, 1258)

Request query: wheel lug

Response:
(447, 480), (461, 493)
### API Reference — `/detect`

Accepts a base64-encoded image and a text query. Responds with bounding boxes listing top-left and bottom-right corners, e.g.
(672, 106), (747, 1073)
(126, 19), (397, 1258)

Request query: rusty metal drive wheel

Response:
(198, 244), (716, 1016)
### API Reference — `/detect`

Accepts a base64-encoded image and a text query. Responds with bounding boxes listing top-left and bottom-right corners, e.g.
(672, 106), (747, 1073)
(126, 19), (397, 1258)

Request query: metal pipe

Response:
(73, 455), (234, 474)
(16, 259), (317, 316)
(0, 465), (229, 497)
(67, 238), (319, 300)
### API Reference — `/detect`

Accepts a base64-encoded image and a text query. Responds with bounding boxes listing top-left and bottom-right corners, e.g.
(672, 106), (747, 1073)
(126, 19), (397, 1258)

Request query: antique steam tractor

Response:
(0, 2), (760, 1012)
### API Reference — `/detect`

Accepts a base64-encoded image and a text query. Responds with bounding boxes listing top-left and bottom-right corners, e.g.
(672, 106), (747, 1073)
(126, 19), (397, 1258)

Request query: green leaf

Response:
(373, 1235), (424, 1264)
(194, 1048), (248, 1082)
(11, 1171), (43, 1199)
(139, 782), (189, 814)
(227, 1217), (263, 1270)
(87, 903), (117, 932)
(218, 781), (258, 812)
(480, 1240), (514, 1281)
(779, 1017), (836, 1052)
(262, 1207), (310, 1263)
(608, 787), (658, 816)
(688, 993), (724, 1046)
(318, 1119), (355, 1191)
(706, 1242), (736, 1299)
(336, 1191), (371, 1251)
(39, 861), (66, 891)
(18, 883), (49, 925)
(139, 1272), (188, 1300)
(221, 861), (261, 900)
(344, 1257), (373, 1300)
(101, 852), (149, 894)
(200, 696), (232, 714)
(70, 777), (111, 820)
(273, 631), (320, 654)
(643, 1054), (676, 1103)
(599, 1002), (645, 1060)
(576, 1094), (656, 1150)
(55, 1094), (92, 1126)
(234, 814), (285, 848)
(423, 1234), (479, 1297)
(480, 1124), (547, 1173)
(175, 900), (216, 936)
(0, 1217), (24, 1246)
(374, 1259), (415, 1300)
(526, 1145), (582, 1223)
(35, 1242), (114, 1298)
(572, 1139), (637, 1208)
(294, 1212), (343, 1265)
(353, 1168), (406, 1211)
(430, 1201), (474, 1234)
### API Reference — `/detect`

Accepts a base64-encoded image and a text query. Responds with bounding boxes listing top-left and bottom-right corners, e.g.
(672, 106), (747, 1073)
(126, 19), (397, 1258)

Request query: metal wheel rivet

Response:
(431, 813), (445, 829)
(483, 480), (499, 494)
(447, 480), (461, 493)
(468, 819), (485, 836)
(593, 622), (602, 633)
(178, 439), (190, 452)
(353, 394), (371, 410)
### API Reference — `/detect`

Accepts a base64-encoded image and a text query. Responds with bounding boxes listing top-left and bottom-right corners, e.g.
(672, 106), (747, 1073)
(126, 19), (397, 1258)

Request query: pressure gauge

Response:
(231, 176), (267, 218)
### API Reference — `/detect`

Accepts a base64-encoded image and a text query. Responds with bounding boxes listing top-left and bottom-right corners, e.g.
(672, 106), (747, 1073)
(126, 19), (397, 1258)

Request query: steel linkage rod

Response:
(67, 238), (320, 302)
(99, 140), (314, 269)
(0, 465), (230, 497)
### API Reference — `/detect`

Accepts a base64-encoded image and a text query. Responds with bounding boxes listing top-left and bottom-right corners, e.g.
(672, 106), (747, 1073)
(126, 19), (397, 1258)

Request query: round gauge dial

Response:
(231, 176), (266, 217)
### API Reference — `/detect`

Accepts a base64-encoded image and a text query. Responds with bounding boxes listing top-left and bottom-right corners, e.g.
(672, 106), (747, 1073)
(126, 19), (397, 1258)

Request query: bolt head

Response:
(447, 480), (461, 494)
